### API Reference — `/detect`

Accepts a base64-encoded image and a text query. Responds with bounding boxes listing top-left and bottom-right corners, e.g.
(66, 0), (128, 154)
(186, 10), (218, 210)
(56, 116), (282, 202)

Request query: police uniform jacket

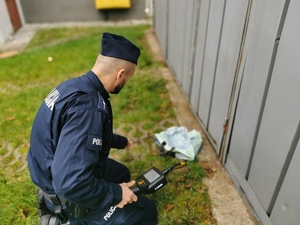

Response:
(28, 70), (127, 211)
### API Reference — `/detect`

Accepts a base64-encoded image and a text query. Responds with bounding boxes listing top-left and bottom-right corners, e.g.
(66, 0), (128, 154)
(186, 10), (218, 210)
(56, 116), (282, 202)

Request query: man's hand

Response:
(116, 181), (137, 208)
(126, 139), (133, 147)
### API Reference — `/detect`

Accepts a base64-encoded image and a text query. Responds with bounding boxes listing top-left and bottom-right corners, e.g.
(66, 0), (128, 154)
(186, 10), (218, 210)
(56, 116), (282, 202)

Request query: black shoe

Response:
(38, 214), (61, 225)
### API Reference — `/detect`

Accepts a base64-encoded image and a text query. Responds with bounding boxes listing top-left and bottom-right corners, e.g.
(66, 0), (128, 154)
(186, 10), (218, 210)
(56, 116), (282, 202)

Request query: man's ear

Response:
(116, 69), (125, 80)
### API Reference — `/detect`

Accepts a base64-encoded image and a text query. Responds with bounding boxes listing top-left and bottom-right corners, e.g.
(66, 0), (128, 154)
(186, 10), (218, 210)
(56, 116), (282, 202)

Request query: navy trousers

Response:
(45, 158), (158, 225)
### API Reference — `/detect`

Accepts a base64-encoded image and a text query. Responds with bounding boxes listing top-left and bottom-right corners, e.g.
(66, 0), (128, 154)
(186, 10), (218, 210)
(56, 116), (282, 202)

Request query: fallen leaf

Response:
(185, 183), (192, 189)
(166, 204), (174, 211)
(6, 116), (15, 121)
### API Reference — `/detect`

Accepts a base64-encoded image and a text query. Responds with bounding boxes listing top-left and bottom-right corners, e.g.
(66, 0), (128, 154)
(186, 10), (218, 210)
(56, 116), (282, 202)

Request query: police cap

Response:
(100, 32), (141, 65)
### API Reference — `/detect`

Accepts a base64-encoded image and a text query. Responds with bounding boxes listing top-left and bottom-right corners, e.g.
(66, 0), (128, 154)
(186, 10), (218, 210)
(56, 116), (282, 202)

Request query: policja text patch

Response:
(44, 88), (60, 111)
(87, 134), (103, 150)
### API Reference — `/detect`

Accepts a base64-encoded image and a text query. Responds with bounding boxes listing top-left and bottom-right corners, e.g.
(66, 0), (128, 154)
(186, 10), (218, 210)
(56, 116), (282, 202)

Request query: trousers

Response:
(45, 158), (158, 225)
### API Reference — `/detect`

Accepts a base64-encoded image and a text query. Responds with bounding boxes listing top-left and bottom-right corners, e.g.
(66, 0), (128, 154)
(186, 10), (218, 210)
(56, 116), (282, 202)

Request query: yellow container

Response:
(95, 0), (131, 9)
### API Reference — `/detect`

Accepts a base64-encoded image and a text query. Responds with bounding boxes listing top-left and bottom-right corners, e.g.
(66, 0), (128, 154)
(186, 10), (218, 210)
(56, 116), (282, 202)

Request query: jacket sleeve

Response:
(111, 134), (128, 149)
(51, 96), (122, 209)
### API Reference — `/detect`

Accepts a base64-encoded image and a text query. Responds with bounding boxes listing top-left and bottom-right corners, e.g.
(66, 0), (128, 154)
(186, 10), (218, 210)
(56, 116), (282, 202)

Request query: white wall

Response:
(0, 0), (14, 44)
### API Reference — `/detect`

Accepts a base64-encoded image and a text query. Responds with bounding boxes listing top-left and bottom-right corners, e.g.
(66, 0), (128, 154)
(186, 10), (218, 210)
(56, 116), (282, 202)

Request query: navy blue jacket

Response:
(28, 71), (127, 210)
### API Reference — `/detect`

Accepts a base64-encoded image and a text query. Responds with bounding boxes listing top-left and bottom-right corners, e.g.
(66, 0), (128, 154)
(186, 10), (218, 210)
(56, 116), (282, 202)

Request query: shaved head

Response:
(91, 54), (136, 94)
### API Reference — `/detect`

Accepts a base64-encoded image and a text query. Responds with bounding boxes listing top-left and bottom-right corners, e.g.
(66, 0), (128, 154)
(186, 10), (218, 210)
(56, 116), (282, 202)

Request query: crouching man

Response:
(28, 32), (158, 225)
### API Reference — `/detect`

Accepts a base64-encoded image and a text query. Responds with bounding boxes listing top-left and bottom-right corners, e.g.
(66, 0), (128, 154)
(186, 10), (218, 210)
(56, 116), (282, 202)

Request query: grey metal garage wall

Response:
(153, 0), (300, 224)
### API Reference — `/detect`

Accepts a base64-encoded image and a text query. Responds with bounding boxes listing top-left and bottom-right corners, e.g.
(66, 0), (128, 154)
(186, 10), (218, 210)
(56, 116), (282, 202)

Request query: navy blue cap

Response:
(100, 32), (141, 65)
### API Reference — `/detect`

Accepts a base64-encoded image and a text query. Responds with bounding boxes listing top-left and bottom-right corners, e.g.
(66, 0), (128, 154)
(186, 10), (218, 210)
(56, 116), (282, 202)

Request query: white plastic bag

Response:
(154, 126), (202, 161)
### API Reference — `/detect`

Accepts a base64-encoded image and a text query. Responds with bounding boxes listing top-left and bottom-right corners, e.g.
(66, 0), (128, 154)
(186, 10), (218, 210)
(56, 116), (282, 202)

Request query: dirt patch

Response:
(201, 161), (217, 179)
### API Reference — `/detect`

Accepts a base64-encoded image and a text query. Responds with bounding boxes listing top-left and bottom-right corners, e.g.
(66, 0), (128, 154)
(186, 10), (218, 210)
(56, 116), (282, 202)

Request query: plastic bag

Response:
(154, 126), (202, 161)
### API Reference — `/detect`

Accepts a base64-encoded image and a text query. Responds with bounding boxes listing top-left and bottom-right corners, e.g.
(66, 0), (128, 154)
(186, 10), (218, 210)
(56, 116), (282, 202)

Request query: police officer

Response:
(28, 32), (158, 224)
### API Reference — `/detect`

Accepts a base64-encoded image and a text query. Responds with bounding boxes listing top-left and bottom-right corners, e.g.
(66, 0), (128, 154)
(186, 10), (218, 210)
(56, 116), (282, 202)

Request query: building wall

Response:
(20, 0), (146, 23)
(0, 0), (14, 44)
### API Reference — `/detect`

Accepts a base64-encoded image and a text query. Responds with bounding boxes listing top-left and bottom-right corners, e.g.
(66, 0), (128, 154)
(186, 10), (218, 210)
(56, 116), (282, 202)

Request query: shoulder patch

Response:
(44, 88), (60, 111)
(97, 92), (108, 113)
(87, 134), (103, 151)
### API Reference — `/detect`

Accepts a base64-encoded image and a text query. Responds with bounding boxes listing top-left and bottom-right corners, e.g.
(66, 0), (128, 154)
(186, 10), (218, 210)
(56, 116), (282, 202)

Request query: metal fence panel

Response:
(180, 0), (196, 96)
(181, 0), (193, 94)
(166, 0), (177, 76)
(270, 136), (300, 224)
(153, 0), (300, 224)
(208, 0), (248, 152)
(153, 0), (168, 57)
(227, 0), (285, 179)
(198, 0), (225, 128)
(223, 2), (277, 222)
(270, 3), (300, 223)
(173, 0), (189, 84)
(190, 0), (210, 115)
(248, 0), (300, 214)
(164, 0), (196, 97)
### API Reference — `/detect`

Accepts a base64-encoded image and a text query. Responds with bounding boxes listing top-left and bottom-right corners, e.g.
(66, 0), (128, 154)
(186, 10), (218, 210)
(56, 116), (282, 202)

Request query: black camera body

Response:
(131, 167), (168, 195)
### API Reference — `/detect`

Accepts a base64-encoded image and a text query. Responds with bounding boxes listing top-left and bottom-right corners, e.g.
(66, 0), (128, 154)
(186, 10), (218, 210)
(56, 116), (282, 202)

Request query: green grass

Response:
(0, 25), (216, 224)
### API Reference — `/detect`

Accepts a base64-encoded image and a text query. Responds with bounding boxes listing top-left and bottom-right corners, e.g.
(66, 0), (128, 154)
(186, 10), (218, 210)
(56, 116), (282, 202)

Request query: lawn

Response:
(0, 24), (216, 225)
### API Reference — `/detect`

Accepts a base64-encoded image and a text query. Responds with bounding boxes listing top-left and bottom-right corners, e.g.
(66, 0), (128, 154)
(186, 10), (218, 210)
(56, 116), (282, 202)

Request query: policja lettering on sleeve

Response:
(44, 88), (60, 111)
(92, 138), (102, 146)
(103, 206), (116, 221)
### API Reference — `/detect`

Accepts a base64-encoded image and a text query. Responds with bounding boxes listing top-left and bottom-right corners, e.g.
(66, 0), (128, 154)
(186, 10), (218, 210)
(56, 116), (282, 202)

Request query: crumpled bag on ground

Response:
(154, 126), (202, 161)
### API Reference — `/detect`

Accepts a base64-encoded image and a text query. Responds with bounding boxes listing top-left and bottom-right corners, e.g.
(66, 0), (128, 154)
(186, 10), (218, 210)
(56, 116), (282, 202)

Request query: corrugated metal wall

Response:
(153, 0), (300, 224)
